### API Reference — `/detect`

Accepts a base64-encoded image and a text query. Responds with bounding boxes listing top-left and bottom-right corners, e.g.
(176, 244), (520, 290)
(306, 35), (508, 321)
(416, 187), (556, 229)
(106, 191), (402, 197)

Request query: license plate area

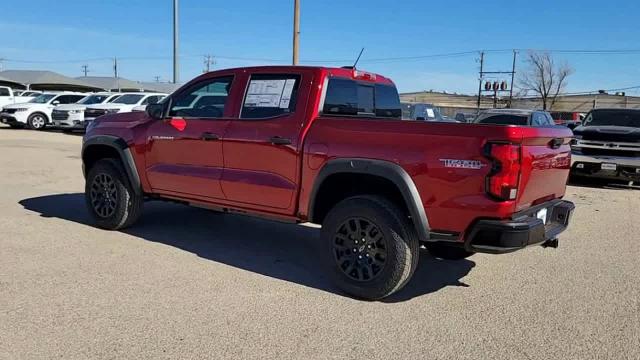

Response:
(601, 163), (617, 171)
(536, 208), (548, 225)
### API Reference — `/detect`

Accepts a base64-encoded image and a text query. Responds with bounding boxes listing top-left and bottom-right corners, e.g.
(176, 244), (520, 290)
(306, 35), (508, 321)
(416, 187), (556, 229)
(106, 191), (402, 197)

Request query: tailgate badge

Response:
(440, 159), (487, 169)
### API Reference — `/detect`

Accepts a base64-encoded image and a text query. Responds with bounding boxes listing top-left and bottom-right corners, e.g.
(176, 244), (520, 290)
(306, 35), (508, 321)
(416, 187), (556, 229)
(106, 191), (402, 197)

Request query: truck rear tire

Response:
(321, 195), (419, 300)
(425, 243), (474, 260)
(85, 158), (143, 230)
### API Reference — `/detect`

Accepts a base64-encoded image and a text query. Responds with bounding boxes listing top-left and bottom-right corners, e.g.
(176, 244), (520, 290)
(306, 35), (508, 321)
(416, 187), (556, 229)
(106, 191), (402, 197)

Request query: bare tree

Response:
(518, 51), (573, 110)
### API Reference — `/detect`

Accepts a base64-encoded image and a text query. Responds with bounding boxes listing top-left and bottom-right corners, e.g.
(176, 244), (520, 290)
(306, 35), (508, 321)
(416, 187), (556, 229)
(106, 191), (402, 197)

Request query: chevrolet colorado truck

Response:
(82, 66), (575, 300)
(571, 108), (640, 183)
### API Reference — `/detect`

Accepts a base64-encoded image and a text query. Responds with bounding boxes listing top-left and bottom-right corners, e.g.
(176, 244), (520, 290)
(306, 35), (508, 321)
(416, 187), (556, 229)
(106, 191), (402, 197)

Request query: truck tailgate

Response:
(515, 127), (573, 212)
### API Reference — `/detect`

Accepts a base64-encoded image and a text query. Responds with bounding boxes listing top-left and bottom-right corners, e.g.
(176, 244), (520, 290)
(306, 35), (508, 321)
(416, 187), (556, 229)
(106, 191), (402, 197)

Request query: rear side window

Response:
(531, 112), (554, 126)
(0, 88), (10, 96)
(475, 114), (528, 126)
(322, 78), (401, 118)
(241, 74), (300, 119)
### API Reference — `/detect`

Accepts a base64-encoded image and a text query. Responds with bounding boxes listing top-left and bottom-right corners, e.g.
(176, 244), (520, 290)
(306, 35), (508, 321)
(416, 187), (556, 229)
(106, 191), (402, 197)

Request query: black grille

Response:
(581, 148), (640, 158)
(52, 110), (69, 120)
(85, 108), (106, 117)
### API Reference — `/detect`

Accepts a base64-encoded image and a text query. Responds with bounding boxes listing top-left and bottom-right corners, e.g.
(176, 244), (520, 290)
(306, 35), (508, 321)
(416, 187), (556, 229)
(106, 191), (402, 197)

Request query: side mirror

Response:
(416, 116), (426, 121)
(52, 100), (60, 106)
(146, 103), (165, 120)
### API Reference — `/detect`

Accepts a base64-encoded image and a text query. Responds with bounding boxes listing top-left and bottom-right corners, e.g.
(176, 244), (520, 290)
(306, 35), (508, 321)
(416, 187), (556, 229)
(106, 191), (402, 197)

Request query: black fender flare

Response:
(308, 158), (430, 242)
(81, 135), (142, 194)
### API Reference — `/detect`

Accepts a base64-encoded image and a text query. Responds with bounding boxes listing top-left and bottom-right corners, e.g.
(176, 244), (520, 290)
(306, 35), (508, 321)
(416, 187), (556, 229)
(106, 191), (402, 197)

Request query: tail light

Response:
(484, 143), (521, 201)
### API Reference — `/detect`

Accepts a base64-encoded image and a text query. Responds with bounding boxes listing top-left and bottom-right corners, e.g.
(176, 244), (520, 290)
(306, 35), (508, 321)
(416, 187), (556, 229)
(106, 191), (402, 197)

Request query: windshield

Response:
(583, 110), (640, 128)
(113, 94), (144, 105)
(79, 95), (109, 105)
(29, 94), (56, 104)
(107, 95), (121, 103)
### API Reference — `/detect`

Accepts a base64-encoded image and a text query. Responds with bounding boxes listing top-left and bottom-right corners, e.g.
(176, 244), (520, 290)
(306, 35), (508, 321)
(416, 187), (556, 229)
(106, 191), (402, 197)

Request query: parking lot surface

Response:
(1, 127), (638, 359)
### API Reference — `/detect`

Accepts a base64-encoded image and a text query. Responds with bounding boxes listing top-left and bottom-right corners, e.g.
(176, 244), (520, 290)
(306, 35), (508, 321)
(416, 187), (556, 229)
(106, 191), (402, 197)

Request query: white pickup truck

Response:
(0, 86), (37, 109)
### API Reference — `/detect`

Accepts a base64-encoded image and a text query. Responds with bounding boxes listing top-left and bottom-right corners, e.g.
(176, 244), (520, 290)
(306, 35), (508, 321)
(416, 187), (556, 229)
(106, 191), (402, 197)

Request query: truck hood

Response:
(2, 102), (42, 109)
(55, 104), (89, 111)
(92, 111), (150, 128)
(573, 125), (640, 143)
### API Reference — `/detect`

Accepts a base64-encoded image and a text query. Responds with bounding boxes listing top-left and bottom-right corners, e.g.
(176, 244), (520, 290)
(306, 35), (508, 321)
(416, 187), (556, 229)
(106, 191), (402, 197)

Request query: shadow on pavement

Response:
(568, 176), (639, 190)
(20, 193), (475, 302)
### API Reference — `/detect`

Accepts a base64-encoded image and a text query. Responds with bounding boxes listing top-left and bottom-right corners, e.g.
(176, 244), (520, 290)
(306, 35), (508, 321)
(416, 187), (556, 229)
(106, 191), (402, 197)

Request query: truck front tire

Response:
(321, 195), (419, 300)
(85, 158), (143, 230)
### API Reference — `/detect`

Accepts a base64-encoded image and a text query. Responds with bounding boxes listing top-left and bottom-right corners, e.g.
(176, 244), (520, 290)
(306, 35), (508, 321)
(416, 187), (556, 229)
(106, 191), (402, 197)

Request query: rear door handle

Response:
(269, 136), (292, 145)
(201, 132), (219, 141)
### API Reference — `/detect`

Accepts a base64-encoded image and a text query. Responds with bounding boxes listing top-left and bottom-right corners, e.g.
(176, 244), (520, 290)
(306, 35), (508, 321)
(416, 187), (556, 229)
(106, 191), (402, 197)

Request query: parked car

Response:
(550, 111), (583, 127)
(82, 65), (574, 300)
(52, 92), (122, 132)
(402, 102), (451, 121)
(0, 86), (38, 109)
(84, 93), (166, 122)
(455, 112), (477, 123)
(474, 109), (556, 126)
(571, 108), (640, 182)
(0, 92), (86, 129)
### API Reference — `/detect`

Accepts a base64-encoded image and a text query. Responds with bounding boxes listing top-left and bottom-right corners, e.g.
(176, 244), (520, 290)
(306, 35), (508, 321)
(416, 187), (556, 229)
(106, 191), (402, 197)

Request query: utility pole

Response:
(509, 50), (517, 106)
(81, 64), (90, 77)
(476, 51), (484, 110)
(113, 57), (121, 92)
(203, 54), (214, 73)
(173, 0), (179, 83)
(154, 76), (161, 83)
(292, 0), (300, 65)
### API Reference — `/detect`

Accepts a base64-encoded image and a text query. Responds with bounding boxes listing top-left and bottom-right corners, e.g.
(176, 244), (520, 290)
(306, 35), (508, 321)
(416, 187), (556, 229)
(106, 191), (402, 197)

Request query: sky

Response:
(1, 0), (639, 94)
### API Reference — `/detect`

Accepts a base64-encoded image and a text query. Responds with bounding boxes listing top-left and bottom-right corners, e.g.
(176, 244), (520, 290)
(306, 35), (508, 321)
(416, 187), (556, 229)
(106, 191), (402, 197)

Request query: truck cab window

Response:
(323, 78), (400, 118)
(169, 76), (233, 118)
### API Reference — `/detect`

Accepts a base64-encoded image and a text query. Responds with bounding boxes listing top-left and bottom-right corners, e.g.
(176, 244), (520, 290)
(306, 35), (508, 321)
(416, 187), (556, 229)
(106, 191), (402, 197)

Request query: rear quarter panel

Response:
(300, 119), (538, 235)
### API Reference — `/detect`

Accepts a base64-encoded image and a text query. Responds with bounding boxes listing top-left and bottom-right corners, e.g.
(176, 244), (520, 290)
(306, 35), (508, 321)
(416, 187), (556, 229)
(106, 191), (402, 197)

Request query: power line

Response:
(2, 48), (640, 66)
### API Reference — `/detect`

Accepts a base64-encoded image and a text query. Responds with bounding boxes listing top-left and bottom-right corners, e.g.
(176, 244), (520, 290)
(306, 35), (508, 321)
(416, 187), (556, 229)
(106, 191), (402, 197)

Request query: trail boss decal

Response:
(440, 159), (487, 169)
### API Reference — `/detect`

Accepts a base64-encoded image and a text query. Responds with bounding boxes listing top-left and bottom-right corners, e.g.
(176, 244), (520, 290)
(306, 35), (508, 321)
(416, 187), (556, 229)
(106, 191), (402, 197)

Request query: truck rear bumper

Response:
(464, 199), (575, 254)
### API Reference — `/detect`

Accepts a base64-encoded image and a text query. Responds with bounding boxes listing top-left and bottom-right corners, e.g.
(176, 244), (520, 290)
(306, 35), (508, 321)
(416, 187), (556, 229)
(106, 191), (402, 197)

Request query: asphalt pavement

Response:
(0, 127), (638, 359)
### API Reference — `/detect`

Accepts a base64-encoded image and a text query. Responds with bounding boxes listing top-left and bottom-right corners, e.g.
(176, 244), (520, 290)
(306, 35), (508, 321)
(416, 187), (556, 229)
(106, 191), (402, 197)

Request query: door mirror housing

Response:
(146, 103), (165, 120)
(51, 100), (60, 106)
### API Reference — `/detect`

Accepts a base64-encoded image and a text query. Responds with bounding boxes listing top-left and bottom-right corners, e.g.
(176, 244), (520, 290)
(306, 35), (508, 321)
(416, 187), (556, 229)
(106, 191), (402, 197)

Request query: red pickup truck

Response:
(82, 66), (575, 300)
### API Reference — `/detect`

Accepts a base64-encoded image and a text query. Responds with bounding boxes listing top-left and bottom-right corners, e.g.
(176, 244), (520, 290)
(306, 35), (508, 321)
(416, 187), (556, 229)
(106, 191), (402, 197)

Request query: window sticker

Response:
(245, 79), (295, 108)
(426, 108), (435, 118)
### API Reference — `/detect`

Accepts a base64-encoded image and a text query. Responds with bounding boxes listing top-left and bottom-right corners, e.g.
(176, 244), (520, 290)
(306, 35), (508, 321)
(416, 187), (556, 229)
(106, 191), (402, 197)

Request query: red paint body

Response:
(85, 66), (573, 240)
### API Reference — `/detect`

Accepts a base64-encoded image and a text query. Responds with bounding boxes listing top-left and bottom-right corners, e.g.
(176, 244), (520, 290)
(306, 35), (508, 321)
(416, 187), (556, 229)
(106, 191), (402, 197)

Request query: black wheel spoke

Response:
(333, 217), (387, 282)
(89, 172), (118, 218)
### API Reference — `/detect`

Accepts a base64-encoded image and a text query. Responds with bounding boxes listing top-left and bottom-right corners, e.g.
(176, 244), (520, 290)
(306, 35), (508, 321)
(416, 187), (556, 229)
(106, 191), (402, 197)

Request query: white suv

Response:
(52, 92), (121, 131)
(84, 93), (167, 123)
(0, 92), (86, 130)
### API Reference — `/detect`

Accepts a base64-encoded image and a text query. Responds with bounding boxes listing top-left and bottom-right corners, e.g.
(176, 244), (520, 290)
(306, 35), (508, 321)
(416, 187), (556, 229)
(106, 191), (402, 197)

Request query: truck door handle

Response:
(201, 132), (219, 141)
(269, 136), (292, 145)
(549, 138), (563, 149)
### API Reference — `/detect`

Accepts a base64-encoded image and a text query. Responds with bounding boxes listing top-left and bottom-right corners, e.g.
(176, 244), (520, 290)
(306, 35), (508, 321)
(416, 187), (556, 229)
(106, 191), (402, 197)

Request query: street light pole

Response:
(292, 0), (300, 65)
(173, 0), (179, 83)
